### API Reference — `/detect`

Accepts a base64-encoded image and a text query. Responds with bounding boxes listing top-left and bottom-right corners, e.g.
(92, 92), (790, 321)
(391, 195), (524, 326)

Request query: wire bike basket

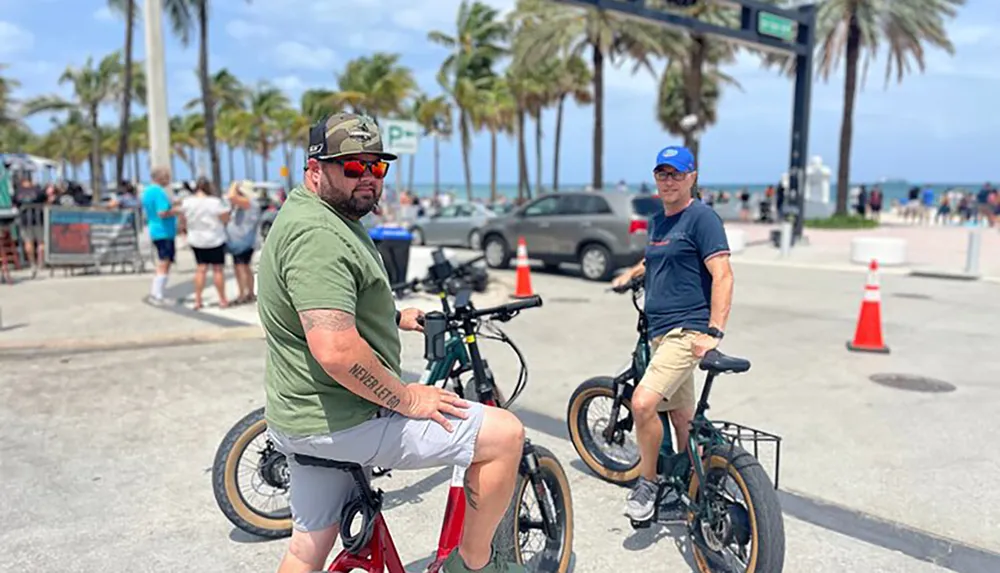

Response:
(711, 420), (783, 490)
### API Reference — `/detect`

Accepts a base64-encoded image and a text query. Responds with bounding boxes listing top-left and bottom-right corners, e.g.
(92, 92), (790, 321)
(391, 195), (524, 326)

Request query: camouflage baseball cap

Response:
(306, 112), (398, 163)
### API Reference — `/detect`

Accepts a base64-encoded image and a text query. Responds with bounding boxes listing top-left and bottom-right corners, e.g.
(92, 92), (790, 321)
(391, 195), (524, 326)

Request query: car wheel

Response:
(579, 243), (613, 281)
(410, 227), (424, 245)
(468, 229), (482, 251)
(484, 235), (511, 269)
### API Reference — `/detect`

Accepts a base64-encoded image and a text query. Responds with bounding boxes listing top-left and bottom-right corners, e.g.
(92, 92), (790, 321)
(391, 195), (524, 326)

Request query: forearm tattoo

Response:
(348, 363), (402, 410)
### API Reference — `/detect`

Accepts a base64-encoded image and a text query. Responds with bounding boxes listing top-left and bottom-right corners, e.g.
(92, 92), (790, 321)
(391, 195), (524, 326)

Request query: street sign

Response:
(381, 119), (420, 155)
(757, 11), (796, 42)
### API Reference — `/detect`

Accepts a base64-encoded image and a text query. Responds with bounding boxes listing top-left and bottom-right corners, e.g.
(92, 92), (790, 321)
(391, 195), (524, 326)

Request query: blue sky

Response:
(1, 0), (997, 187)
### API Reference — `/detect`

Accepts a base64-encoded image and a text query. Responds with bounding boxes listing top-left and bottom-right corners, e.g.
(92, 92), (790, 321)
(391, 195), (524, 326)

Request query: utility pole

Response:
(143, 0), (171, 176)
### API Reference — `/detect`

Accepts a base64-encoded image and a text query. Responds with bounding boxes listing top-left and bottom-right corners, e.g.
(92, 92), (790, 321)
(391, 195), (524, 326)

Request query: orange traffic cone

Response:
(846, 259), (890, 354)
(512, 236), (535, 299)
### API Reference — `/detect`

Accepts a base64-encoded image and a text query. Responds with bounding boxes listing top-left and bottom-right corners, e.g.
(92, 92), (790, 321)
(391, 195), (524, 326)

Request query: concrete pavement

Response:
(3, 258), (999, 572)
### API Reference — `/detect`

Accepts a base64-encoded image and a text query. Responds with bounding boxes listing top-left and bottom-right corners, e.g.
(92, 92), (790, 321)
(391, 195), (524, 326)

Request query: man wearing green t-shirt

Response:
(257, 112), (526, 573)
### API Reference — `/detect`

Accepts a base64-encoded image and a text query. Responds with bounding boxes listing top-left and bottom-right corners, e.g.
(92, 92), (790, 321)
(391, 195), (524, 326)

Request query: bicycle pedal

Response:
(629, 517), (653, 530)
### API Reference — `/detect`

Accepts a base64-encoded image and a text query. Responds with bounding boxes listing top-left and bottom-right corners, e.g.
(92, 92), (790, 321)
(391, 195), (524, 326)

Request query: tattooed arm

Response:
(300, 309), (470, 430)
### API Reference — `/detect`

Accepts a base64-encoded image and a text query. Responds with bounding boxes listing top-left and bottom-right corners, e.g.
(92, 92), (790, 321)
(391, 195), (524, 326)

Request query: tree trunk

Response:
(227, 144), (235, 184)
(198, 4), (222, 193)
(115, 0), (135, 186)
(459, 110), (473, 201)
(517, 107), (529, 202)
(433, 133), (440, 199)
(283, 141), (293, 190)
(553, 94), (565, 191)
(408, 155), (415, 194)
(591, 42), (604, 191)
(132, 151), (140, 183)
(490, 130), (497, 204)
(89, 108), (103, 200)
(684, 35), (707, 167)
(261, 141), (270, 181)
(534, 112), (542, 194)
(835, 13), (861, 217)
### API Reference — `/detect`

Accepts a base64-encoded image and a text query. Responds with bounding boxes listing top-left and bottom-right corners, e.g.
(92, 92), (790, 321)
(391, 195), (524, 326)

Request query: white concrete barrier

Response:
(725, 228), (746, 254)
(850, 237), (907, 266)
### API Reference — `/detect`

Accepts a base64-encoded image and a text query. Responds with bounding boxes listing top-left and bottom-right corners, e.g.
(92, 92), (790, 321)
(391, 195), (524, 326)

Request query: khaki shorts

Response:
(639, 327), (699, 412)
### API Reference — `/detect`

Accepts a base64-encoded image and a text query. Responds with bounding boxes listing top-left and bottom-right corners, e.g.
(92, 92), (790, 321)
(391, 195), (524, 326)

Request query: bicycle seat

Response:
(293, 454), (363, 472)
(699, 349), (751, 374)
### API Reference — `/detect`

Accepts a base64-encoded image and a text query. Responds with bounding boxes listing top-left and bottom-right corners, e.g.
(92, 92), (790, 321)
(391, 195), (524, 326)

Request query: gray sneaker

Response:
(625, 476), (658, 521)
(440, 548), (525, 573)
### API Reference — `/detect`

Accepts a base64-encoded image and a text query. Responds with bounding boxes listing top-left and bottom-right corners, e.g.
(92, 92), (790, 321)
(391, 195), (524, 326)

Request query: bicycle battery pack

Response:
(423, 311), (448, 361)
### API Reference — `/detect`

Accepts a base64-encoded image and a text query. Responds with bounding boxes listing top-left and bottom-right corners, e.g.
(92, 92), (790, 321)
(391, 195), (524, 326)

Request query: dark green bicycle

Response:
(566, 275), (785, 572)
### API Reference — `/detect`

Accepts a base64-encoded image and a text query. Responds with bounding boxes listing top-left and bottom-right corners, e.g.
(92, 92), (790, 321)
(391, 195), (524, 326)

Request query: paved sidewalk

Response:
(727, 219), (1000, 278)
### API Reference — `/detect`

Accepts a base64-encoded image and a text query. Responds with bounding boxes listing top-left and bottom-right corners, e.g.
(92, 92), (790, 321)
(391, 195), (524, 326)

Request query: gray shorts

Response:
(268, 402), (486, 532)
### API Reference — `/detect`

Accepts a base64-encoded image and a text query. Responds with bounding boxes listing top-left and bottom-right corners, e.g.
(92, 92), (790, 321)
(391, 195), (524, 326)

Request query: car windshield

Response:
(631, 196), (663, 217)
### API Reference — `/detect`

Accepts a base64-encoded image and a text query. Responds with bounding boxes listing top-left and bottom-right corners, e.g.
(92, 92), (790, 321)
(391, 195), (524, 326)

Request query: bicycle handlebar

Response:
(466, 294), (543, 320)
(390, 252), (486, 296)
(610, 274), (644, 294)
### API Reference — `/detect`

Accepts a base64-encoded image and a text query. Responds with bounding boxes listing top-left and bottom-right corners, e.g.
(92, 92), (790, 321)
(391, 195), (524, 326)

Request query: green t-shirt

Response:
(257, 185), (401, 436)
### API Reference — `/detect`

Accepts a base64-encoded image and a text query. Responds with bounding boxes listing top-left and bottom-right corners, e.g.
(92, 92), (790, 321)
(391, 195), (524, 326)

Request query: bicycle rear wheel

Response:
(494, 444), (574, 573)
(211, 407), (292, 539)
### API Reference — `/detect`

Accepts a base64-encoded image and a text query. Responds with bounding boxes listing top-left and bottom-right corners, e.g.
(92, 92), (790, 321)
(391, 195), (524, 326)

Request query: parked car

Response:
(409, 202), (497, 250)
(254, 182), (286, 241)
(479, 191), (663, 281)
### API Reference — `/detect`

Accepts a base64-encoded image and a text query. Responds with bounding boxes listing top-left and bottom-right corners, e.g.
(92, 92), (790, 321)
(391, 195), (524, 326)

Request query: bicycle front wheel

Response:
(567, 376), (641, 486)
(494, 444), (574, 573)
(686, 445), (785, 573)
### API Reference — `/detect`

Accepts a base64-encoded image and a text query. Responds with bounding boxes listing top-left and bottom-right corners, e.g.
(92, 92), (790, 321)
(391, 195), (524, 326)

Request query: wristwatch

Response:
(706, 326), (725, 339)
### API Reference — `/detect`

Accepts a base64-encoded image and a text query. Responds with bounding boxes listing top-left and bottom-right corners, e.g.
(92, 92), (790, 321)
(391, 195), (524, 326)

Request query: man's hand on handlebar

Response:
(397, 307), (425, 332)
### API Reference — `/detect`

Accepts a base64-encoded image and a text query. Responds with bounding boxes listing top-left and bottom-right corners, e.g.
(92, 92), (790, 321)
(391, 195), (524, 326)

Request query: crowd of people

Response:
(140, 167), (263, 310)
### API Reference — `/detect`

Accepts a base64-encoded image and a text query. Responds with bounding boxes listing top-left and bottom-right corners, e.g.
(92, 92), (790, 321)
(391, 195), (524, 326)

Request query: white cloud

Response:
(273, 75), (306, 95)
(272, 41), (336, 71)
(225, 19), (272, 40)
(0, 21), (33, 56)
(93, 6), (115, 22)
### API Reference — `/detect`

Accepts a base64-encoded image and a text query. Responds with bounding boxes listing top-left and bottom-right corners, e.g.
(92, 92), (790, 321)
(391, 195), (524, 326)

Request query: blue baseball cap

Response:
(654, 145), (695, 173)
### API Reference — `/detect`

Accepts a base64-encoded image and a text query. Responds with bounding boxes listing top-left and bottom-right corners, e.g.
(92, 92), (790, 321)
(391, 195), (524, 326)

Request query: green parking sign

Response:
(382, 119), (420, 155)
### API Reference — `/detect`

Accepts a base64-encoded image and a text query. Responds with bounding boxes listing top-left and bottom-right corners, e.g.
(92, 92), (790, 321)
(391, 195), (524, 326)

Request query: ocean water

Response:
(391, 181), (982, 205)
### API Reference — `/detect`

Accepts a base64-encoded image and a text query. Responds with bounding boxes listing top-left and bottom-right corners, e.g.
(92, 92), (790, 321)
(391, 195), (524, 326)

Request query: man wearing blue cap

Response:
(611, 145), (735, 522)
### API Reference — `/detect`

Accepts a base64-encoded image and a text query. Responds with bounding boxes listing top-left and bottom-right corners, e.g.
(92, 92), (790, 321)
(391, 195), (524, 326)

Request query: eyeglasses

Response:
(654, 169), (690, 182)
(329, 158), (390, 179)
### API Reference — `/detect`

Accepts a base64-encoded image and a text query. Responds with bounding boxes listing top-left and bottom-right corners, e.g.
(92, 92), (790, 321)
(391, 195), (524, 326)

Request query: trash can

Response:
(369, 226), (412, 286)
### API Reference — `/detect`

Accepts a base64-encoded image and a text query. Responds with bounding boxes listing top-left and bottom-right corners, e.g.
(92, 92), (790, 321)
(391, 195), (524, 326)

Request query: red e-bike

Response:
(294, 286), (573, 573)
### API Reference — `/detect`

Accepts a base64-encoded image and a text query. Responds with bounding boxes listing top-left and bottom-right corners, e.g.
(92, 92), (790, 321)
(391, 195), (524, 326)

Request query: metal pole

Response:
(788, 3), (816, 242)
(964, 228), (982, 276)
(779, 220), (793, 257)
(144, 0), (171, 175)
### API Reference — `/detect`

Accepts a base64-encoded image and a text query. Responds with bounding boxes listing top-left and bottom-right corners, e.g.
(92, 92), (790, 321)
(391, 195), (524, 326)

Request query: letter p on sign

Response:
(382, 119), (420, 156)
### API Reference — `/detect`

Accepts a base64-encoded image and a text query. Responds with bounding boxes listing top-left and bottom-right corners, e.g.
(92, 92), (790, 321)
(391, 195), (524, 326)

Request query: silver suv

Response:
(479, 191), (663, 281)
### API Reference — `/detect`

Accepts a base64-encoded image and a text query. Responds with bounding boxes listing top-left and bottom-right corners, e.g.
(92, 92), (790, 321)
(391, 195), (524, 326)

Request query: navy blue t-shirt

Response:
(644, 200), (730, 339)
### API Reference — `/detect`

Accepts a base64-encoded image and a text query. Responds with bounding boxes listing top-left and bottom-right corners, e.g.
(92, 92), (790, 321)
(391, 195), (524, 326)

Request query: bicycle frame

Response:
(328, 292), (546, 573)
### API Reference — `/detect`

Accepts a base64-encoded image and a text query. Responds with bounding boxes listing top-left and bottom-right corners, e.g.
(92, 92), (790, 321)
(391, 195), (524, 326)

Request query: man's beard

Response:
(318, 180), (379, 220)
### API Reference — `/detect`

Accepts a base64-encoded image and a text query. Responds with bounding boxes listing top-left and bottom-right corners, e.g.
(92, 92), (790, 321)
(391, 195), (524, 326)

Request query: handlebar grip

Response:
(504, 295), (543, 312)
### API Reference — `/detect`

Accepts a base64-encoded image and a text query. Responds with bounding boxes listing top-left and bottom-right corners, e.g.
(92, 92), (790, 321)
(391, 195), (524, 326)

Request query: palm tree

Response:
(273, 107), (309, 190)
(429, 0), (509, 200)
(413, 94), (452, 197)
(331, 53), (417, 123)
(813, 0), (965, 215)
(656, 60), (738, 147)
(510, 0), (665, 190)
(22, 51), (125, 198)
(548, 54), (591, 191)
(0, 64), (23, 131)
(107, 0), (138, 185)
(473, 77), (515, 203)
(246, 82), (290, 181)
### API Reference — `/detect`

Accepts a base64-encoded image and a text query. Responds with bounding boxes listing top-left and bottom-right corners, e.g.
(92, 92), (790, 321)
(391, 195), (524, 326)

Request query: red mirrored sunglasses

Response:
(331, 158), (390, 179)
